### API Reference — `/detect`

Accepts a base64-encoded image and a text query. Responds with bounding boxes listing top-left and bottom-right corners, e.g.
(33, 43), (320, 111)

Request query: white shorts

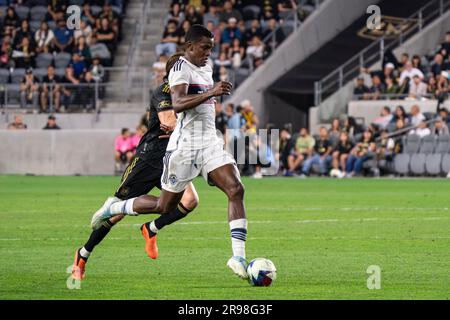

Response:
(161, 142), (236, 193)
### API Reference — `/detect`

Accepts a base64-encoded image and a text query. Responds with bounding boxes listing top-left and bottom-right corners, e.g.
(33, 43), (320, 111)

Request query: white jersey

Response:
(167, 56), (220, 151)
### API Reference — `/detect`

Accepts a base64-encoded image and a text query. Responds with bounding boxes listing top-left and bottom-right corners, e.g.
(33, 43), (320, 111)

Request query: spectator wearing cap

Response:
(353, 76), (370, 99)
(433, 117), (450, 136)
(52, 19), (75, 53)
(408, 75), (428, 100)
(219, 0), (243, 23)
(7, 115), (27, 130)
(20, 68), (40, 110)
(221, 17), (242, 51)
(41, 65), (62, 113)
(43, 115), (61, 130)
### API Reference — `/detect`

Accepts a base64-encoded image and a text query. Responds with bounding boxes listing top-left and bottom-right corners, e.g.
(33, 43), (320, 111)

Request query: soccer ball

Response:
(330, 168), (344, 178)
(246, 258), (277, 286)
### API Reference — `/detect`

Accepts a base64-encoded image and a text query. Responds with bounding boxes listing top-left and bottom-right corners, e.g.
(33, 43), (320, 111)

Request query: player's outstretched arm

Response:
(171, 81), (232, 113)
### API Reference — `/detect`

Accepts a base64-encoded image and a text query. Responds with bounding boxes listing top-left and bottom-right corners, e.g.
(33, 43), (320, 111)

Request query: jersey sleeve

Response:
(168, 60), (190, 87)
(151, 83), (173, 113)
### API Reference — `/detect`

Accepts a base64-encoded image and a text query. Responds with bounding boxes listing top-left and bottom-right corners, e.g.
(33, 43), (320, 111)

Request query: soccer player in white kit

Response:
(100, 25), (249, 279)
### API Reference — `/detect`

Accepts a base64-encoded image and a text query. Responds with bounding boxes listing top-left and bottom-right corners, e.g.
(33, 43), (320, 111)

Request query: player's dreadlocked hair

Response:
(185, 24), (213, 43)
(165, 51), (185, 79)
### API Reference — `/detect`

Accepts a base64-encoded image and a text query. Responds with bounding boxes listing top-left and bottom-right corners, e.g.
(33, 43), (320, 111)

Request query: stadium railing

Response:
(314, 0), (450, 106)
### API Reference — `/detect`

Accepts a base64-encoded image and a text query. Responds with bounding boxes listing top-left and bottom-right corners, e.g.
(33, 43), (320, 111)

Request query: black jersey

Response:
(135, 81), (173, 168)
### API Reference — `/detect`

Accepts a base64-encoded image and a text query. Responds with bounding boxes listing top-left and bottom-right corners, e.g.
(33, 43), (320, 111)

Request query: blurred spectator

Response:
(42, 114), (61, 130)
(52, 19), (74, 53)
(399, 60), (424, 85)
(301, 127), (332, 176)
(35, 21), (54, 54)
(97, 3), (120, 37)
(0, 35), (13, 68)
(214, 51), (232, 70)
(430, 53), (448, 77)
(329, 118), (341, 144)
(261, 18), (285, 49)
(61, 65), (80, 111)
(41, 65), (61, 113)
(178, 19), (192, 46)
(13, 37), (36, 68)
(228, 38), (245, 69)
(203, 5), (219, 27)
(391, 105), (410, 125)
(73, 35), (91, 62)
(277, 0), (298, 20)
(20, 68), (40, 110)
(185, 4), (202, 25)
(155, 20), (180, 57)
(115, 128), (133, 172)
(438, 31), (450, 55)
(332, 131), (354, 173)
(13, 20), (33, 49)
(279, 127), (294, 171)
(130, 124), (147, 153)
(219, 0), (243, 23)
(408, 75), (428, 99)
(244, 19), (263, 44)
(427, 76), (437, 98)
(410, 120), (431, 138)
(398, 52), (410, 72)
(246, 35), (266, 68)
(436, 73), (449, 102)
(409, 104), (426, 127)
(152, 54), (168, 87)
(411, 54), (425, 74)
(262, 0), (279, 20)
(372, 106), (393, 130)
(432, 117), (449, 136)
(7, 115), (27, 130)
(383, 76), (398, 97)
(241, 99), (258, 135)
(47, 0), (67, 22)
(3, 7), (20, 37)
(215, 102), (228, 135)
(166, 3), (185, 26)
(353, 76), (370, 99)
(286, 127), (315, 176)
(89, 57), (105, 82)
(80, 71), (96, 111)
(218, 65), (230, 82)
(345, 131), (376, 177)
(368, 74), (385, 100)
(90, 36), (111, 63)
(95, 18), (116, 54)
(439, 108), (450, 125)
(221, 17), (242, 51)
(74, 19), (93, 46)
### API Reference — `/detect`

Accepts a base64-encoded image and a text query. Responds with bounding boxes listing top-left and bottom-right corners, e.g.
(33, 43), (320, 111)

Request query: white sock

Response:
(149, 221), (158, 234)
(79, 247), (91, 259)
(110, 198), (138, 215)
(229, 218), (247, 259)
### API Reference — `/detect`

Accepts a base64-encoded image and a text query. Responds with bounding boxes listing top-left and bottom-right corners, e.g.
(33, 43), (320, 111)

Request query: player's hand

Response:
(158, 123), (174, 139)
(211, 81), (233, 97)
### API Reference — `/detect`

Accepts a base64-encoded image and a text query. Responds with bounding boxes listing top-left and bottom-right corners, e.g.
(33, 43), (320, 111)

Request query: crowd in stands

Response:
(6, 112), (61, 129)
(353, 32), (450, 102)
(113, 120), (146, 173)
(152, 0), (318, 89)
(0, 0), (126, 112)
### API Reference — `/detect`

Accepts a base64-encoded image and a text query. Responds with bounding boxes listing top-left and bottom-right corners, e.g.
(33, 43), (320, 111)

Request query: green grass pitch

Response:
(0, 175), (449, 299)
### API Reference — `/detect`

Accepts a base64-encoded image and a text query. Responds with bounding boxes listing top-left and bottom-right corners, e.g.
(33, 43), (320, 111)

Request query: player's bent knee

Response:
(227, 182), (245, 201)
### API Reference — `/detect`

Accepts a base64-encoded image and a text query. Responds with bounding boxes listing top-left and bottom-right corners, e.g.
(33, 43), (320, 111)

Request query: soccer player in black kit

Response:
(71, 53), (199, 280)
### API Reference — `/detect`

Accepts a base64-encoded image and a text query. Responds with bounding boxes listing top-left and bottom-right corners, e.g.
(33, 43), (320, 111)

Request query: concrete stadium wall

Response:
(227, 0), (380, 126)
(0, 112), (144, 130)
(0, 130), (117, 175)
(314, 9), (450, 125)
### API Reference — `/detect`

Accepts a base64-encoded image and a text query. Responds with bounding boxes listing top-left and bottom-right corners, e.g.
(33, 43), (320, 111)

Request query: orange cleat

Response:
(71, 249), (87, 280)
(141, 223), (158, 259)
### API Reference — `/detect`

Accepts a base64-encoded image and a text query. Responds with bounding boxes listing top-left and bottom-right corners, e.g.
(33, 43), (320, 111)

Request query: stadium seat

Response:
(442, 154), (450, 174)
(435, 134), (450, 154)
(403, 134), (421, 154)
(112, 6), (122, 15)
(15, 6), (30, 20)
(235, 68), (251, 87)
(69, 0), (84, 5)
(29, 0), (47, 5)
(55, 68), (66, 78)
(29, 20), (41, 32)
(394, 153), (410, 175)
(419, 135), (436, 154)
(0, 69), (10, 84)
(410, 153), (426, 175)
(10, 69), (26, 84)
(54, 52), (71, 68)
(33, 68), (47, 82)
(423, 112), (435, 120)
(48, 20), (56, 30)
(36, 53), (54, 69)
(242, 5), (261, 20)
(30, 6), (48, 22)
(91, 6), (102, 16)
(425, 154), (443, 175)
(5, 84), (21, 102)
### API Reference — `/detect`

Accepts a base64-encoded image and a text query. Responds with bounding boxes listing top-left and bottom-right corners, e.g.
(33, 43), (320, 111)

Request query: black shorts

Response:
(114, 156), (163, 200)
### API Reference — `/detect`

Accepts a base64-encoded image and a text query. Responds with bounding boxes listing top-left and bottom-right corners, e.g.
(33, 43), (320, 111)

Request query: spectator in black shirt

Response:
(332, 131), (354, 172)
(95, 18), (116, 54)
(439, 32), (450, 55)
(215, 102), (228, 135)
(155, 20), (179, 57)
(43, 114), (61, 130)
(244, 19), (263, 44)
(219, 0), (243, 23)
(80, 71), (96, 111)
(13, 37), (36, 68)
(261, 0), (279, 20)
(41, 65), (61, 113)
(301, 127), (332, 176)
(3, 7), (20, 37)
(13, 20), (34, 49)
(353, 76), (370, 99)
(61, 65), (80, 111)
(261, 18), (285, 49)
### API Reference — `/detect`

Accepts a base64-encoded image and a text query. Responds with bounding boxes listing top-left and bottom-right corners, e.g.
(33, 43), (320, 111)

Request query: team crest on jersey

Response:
(169, 174), (178, 185)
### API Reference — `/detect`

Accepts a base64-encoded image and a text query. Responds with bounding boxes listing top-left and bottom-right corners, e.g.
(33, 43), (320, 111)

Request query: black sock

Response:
(151, 203), (191, 235)
(83, 219), (115, 254)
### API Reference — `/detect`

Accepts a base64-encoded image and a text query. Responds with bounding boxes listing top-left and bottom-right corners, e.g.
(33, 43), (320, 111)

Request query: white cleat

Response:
(227, 256), (249, 279)
(90, 196), (121, 230)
